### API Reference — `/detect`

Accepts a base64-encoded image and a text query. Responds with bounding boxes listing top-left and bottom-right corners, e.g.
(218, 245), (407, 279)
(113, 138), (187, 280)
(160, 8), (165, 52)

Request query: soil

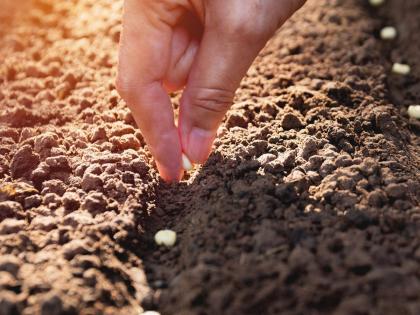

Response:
(0, 0), (419, 315)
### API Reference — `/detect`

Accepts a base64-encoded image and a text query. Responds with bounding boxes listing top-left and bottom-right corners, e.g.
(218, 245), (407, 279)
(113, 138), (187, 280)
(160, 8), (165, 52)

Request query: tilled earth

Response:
(0, 0), (419, 315)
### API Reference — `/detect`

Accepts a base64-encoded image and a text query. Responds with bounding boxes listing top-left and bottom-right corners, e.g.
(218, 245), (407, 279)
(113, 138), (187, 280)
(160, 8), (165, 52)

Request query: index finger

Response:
(116, 0), (183, 182)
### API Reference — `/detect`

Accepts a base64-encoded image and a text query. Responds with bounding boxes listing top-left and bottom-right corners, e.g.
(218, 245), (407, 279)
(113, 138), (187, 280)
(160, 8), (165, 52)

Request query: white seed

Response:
(380, 26), (397, 40)
(140, 312), (161, 315)
(392, 63), (411, 75)
(154, 229), (177, 247)
(181, 153), (193, 171)
(369, 0), (385, 6)
(407, 105), (420, 119)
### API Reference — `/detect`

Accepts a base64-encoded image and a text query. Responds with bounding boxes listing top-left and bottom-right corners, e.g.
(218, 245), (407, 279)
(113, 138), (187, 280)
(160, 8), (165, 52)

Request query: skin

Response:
(116, 0), (306, 182)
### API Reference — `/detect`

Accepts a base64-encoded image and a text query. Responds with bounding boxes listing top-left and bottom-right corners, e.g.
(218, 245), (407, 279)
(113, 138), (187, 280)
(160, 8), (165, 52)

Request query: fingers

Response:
(116, 0), (307, 179)
(178, 0), (306, 164)
(116, 0), (184, 181)
(163, 11), (201, 92)
(178, 21), (270, 163)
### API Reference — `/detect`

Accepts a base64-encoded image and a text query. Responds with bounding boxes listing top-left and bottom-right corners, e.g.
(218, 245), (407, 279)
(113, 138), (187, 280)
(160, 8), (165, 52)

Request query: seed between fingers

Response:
(182, 153), (193, 171)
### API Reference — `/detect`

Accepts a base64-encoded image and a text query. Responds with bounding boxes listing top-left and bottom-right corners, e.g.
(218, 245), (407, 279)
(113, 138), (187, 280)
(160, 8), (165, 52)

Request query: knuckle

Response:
(228, 16), (269, 41)
(190, 87), (234, 114)
(214, 3), (271, 42)
(115, 73), (134, 100)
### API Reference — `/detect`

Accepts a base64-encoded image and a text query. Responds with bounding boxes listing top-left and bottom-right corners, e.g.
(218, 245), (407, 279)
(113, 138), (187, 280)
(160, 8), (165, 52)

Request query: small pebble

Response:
(369, 0), (385, 6)
(182, 153), (193, 171)
(407, 105), (420, 119)
(380, 26), (397, 40)
(392, 63), (411, 75)
(154, 229), (177, 247)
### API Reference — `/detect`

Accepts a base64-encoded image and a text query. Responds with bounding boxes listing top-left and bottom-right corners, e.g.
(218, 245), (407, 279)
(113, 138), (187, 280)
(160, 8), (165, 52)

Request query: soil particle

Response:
(225, 112), (248, 129)
(257, 153), (277, 166)
(110, 134), (141, 151)
(299, 136), (318, 160)
(280, 112), (304, 130)
(367, 189), (388, 207)
(44, 156), (71, 172)
(81, 192), (108, 214)
(62, 192), (81, 212)
(288, 246), (314, 269)
(62, 239), (93, 261)
(30, 216), (57, 232)
(24, 194), (42, 209)
(33, 132), (59, 154)
(90, 126), (108, 143)
(346, 249), (373, 275)
(0, 255), (21, 277)
(41, 180), (66, 196)
(42, 193), (61, 208)
(385, 182), (408, 199)
(63, 211), (94, 228)
(323, 81), (353, 106)
(0, 291), (19, 315)
(10, 145), (40, 179)
(0, 201), (24, 222)
(81, 173), (103, 192)
(31, 162), (51, 185)
(0, 218), (26, 235)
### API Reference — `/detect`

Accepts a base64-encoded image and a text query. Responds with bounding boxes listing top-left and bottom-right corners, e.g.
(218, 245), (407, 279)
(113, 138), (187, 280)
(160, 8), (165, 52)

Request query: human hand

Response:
(116, 0), (306, 182)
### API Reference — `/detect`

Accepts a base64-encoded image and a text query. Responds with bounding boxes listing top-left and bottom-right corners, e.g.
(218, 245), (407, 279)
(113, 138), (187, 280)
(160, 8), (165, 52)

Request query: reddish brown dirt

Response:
(0, 0), (419, 315)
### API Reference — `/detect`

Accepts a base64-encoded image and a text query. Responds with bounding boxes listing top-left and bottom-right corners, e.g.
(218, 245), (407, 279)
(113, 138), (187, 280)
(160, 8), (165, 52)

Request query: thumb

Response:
(178, 24), (269, 164)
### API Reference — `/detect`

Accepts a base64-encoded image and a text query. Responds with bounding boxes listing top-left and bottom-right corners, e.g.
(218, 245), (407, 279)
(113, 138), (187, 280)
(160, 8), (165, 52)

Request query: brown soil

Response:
(0, 1), (419, 315)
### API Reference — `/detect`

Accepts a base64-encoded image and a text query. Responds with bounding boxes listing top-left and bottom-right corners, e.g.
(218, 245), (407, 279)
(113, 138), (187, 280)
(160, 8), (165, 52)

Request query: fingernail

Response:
(187, 127), (215, 164)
